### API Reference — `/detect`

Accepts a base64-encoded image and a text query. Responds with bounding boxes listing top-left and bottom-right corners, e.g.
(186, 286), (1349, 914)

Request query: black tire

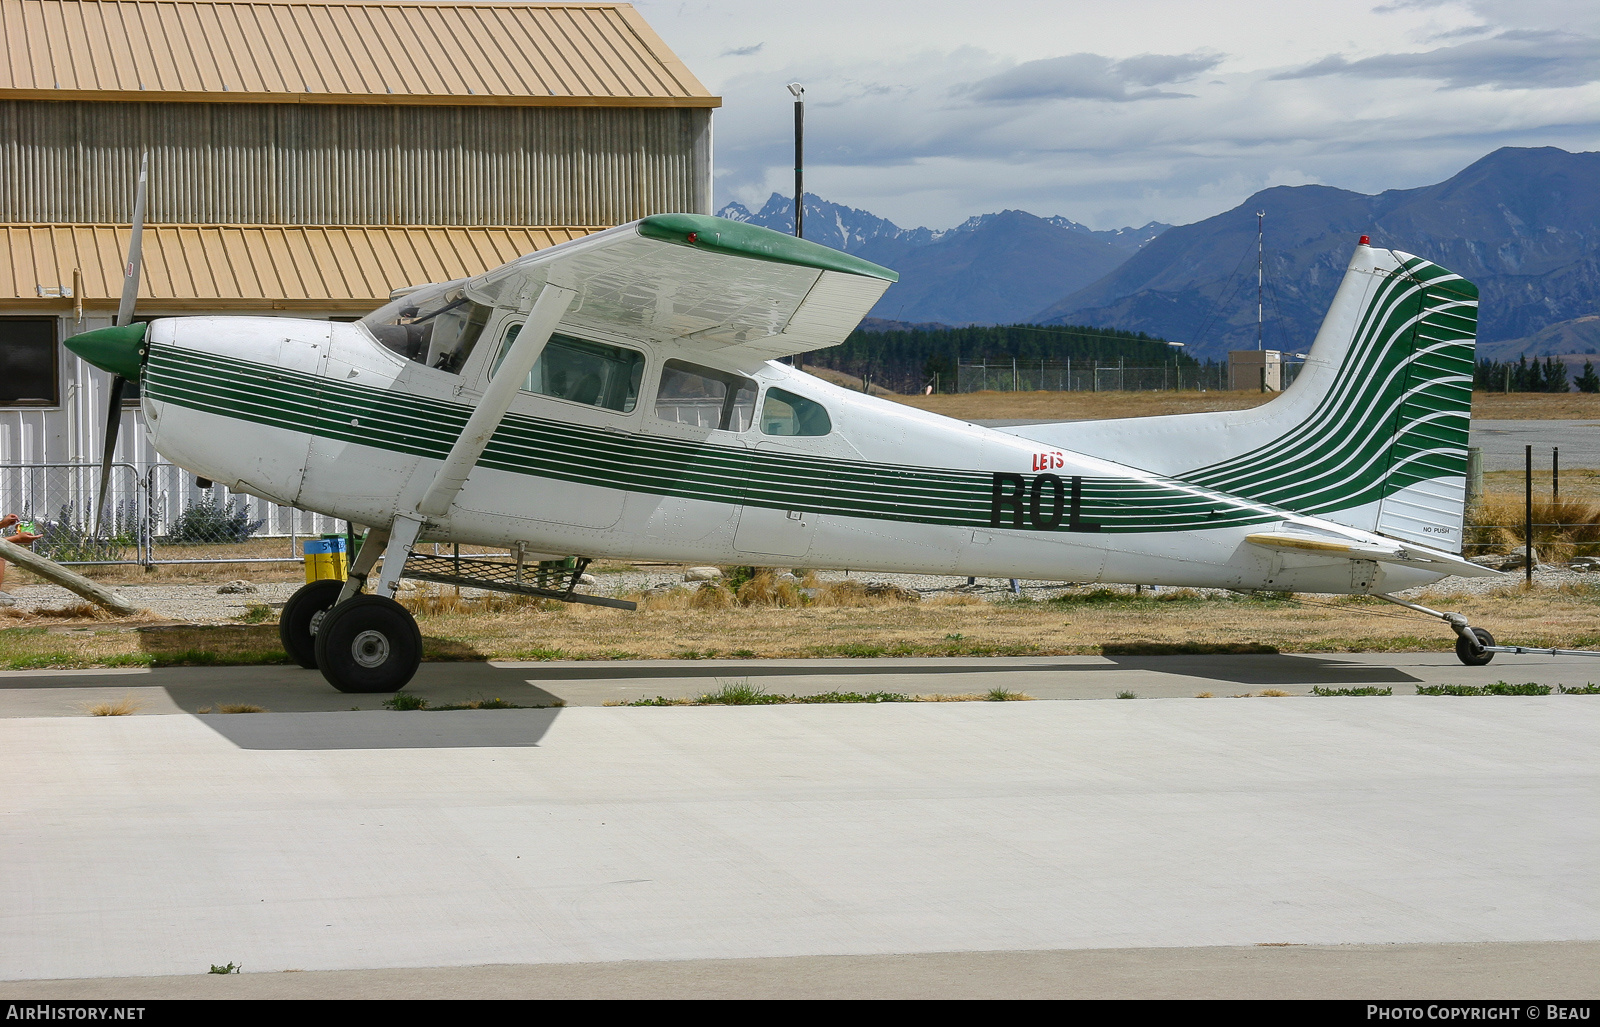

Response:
(1455, 627), (1496, 667)
(279, 579), (347, 669)
(313, 595), (423, 693)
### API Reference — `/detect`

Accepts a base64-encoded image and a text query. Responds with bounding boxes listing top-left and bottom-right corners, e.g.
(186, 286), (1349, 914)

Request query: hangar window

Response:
(654, 360), (757, 431)
(491, 326), (644, 413)
(0, 318), (58, 406)
(760, 388), (831, 437)
(361, 281), (491, 374)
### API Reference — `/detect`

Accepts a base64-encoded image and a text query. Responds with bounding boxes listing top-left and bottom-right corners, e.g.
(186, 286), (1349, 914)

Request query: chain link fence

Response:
(0, 462), (344, 566)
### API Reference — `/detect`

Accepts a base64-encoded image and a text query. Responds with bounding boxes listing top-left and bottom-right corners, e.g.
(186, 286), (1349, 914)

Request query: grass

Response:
(235, 603), (278, 624)
(83, 694), (144, 716)
(208, 963), (240, 975)
(380, 694), (557, 710)
(1417, 682), (1553, 696)
(1310, 686), (1394, 696)
(11, 579), (1600, 670)
(215, 703), (267, 713)
(609, 680), (1034, 706)
(884, 388), (1600, 424)
(1115, 691), (1137, 699)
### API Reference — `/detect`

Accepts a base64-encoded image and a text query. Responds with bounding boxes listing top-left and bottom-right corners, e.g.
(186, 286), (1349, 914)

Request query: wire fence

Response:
(0, 462), (344, 566)
(953, 360), (1304, 393)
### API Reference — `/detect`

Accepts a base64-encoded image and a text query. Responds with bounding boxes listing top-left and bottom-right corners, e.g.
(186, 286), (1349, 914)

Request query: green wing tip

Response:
(639, 214), (899, 283)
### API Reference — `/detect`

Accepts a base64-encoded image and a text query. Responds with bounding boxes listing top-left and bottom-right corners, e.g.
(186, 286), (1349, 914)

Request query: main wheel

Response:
(1455, 627), (1495, 667)
(313, 594), (423, 693)
(279, 579), (347, 669)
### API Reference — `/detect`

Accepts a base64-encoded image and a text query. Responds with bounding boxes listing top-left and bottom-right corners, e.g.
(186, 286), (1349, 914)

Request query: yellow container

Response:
(302, 540), (348, 582)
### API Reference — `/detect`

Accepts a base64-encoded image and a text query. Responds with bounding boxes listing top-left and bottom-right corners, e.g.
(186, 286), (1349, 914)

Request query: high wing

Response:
(453, 214), (898, 366)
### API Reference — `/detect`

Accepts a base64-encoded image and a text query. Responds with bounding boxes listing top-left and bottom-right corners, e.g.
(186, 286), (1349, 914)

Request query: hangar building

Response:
(0, 0), (716, 537)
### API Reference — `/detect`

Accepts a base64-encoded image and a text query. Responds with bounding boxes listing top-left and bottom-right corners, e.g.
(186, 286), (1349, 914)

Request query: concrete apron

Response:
(1, 698), (1595, 984)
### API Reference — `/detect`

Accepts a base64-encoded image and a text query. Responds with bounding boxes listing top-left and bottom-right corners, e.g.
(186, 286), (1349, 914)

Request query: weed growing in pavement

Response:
(216, 704), (267, 714)
(1195, 692), (1214, 698)
(1310, 686), (1393, 696)
(84, 693), (145, 716)
(1416, 682), (1552, 696)
(1257, 689), (1292, 697)
(208, 963), (240, 974)
(383, 693), (430, 710)
(1558, 683), (1600, 694)
(1115, 691), (1137, 699)
(984, 688), (1032, 701)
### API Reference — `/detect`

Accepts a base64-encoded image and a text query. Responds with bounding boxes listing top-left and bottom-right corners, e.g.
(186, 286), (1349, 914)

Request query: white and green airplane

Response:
(66, 198), (1506, 693)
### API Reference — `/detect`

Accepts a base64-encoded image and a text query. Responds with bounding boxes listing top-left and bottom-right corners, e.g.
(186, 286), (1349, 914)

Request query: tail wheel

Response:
(1455, 627), (1495, 667)
(278, 578), (347, 669)
(313, 595), (423, 694)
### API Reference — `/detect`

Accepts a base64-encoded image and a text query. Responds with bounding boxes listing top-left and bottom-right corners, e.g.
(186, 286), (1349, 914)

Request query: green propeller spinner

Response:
(64, 321), (147, 380)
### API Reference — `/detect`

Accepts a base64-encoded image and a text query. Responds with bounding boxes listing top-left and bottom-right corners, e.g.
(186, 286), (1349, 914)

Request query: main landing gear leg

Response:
(314, 517), (425, 694)
(1373, 593), (1495, 667)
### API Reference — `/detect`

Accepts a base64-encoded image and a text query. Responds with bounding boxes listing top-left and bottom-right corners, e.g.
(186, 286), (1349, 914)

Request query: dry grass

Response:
(885, 389), (1600, 423)
(83, 693), (144, 716)
(11, 576), (1600, 671)
(889, 389), (1272, 422)
(215, 703), (268, 714)
(380, 583), (1600, 661)
(1469, 392), (1600, 420)
(1467, 493), (1600, 561)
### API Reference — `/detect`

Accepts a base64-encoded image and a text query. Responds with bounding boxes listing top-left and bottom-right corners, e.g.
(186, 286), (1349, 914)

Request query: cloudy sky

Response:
(633, 0), (1600, 231)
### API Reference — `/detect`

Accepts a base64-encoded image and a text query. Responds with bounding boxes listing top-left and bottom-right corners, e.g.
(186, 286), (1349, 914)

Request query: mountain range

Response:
(717, 146), (1600, 363)
(717, 194), (1170, 327)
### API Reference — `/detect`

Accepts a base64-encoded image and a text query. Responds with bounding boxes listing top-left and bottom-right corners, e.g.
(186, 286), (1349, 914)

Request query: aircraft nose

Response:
(64, 323), (147, 379)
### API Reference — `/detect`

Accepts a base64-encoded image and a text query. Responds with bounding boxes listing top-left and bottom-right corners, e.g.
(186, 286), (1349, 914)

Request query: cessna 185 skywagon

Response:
(67, 196), (1509, 693)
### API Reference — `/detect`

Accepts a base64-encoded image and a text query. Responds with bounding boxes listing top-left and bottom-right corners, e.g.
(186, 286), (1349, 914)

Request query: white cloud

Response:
(631, 0), (1600, 229)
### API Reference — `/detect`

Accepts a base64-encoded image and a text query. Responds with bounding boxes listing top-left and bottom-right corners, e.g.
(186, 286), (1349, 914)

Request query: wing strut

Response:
(416, 284), (575, 519)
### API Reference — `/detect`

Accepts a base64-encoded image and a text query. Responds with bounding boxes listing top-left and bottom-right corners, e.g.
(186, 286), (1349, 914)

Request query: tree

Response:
(1577, 361), (1600, 394)
(1543, 356), (1569, 393)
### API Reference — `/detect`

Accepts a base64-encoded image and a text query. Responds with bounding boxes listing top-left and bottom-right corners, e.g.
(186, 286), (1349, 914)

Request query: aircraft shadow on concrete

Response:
(1094, 655), (1421, 686)
(196, 707), (562, 750)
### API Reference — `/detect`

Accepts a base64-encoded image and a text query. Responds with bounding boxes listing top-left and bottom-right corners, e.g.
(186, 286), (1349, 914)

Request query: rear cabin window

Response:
(655, 360), (757, 431)
(760, 388), (832, 437)
(492, 327), (644, 413)
(0, 319), (58, 405)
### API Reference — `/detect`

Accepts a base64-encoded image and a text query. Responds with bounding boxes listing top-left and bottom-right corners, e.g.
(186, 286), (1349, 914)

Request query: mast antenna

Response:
(1256, 210), (1265, 351)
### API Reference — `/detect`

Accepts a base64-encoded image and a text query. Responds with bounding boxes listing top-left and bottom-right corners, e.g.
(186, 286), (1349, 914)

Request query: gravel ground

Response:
(0, 563), (1584, 624)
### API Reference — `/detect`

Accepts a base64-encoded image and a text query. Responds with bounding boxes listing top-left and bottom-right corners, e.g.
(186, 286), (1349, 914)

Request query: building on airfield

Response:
(0, 0), (716, 538)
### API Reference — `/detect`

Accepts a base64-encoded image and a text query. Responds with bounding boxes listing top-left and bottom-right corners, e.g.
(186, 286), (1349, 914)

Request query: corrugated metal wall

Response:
(0, 101), (711, 225)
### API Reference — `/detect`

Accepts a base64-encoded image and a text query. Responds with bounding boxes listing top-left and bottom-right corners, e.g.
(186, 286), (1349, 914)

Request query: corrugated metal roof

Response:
(1, 222), (606, 311)
(0, 1), (717, 106)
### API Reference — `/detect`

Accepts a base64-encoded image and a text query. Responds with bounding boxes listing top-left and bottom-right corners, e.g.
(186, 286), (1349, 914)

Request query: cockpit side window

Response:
(654, 359), (758, 431)
(362, 281), (491, 374)
(760, 388), (832, 437)
(491, 326), (644, 413)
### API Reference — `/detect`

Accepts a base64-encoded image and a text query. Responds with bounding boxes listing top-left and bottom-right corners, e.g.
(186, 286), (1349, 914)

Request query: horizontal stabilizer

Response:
(1244, 532), (1501, 577)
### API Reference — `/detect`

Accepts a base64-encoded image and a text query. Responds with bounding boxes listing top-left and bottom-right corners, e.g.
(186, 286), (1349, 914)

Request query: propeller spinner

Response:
(64, 152), (148, 534)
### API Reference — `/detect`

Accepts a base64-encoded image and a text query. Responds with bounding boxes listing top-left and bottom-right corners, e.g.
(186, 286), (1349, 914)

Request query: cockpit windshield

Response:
(362, 280), (494, 374)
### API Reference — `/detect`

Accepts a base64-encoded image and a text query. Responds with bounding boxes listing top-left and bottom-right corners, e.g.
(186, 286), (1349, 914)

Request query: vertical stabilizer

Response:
(1003, 241), (1479, 552)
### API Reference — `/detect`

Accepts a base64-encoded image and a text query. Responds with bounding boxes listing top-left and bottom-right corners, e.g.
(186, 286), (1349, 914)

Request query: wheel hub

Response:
(351, 629), (391, 668)
(309, 609), (327, 636)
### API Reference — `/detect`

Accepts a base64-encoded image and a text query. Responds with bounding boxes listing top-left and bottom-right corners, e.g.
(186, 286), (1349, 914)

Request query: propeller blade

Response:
(95, 375), (126, 535)
(115, 152), (148, 328)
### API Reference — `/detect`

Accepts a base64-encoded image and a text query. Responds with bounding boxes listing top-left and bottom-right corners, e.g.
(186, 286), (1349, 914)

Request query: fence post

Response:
(1465, 446), (1483, 509)
(1525, 444), (1533, 585)
(1553, 446), (1559, 502)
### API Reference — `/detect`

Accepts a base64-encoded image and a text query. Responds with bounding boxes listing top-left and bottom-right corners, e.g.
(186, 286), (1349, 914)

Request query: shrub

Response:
(162, 497), (265, 544)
